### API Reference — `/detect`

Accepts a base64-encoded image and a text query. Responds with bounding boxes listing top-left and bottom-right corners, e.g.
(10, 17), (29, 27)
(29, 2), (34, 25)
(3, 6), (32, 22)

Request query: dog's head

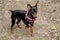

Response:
(27, 1), (39, 19)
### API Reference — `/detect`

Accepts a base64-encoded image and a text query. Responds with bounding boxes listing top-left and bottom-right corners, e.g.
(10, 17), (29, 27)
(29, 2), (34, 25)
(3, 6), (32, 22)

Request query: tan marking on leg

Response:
(30, 26), (34, 37)
(11, 27), (14, 33)
(17, 24), (21, 29)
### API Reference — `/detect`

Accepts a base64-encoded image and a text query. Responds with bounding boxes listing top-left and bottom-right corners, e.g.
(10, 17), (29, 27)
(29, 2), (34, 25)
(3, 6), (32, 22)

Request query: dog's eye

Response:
(33, 9), (35, 11)
(31, 9), (34, 12)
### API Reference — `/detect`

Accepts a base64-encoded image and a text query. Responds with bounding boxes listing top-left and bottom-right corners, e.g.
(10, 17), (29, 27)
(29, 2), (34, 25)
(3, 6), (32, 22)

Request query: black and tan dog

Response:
(10, 1), (38, 36)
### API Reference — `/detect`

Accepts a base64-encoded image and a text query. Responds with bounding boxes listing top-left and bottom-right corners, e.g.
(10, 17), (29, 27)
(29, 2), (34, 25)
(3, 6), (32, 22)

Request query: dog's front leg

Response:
(30, 26), (34, 37)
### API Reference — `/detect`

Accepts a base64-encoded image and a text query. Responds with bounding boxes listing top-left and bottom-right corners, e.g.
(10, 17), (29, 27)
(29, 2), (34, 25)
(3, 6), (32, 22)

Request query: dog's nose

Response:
(34, 16), (37, 18)
(35, 16), (37, 18)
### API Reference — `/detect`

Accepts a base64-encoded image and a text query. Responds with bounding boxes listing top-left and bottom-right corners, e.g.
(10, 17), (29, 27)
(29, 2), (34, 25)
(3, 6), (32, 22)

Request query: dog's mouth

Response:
(32, 13), (37, 18)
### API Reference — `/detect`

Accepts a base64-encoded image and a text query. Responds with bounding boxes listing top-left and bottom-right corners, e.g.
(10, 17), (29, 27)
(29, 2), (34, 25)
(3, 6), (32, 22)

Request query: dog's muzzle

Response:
(33, 13), (37, 18)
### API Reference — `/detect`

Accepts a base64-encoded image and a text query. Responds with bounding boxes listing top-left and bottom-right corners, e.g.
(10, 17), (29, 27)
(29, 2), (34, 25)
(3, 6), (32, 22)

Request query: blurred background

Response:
(0, 0), (60, 40)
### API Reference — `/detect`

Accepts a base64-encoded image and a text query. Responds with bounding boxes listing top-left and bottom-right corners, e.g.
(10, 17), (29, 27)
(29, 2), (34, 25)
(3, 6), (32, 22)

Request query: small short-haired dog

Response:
(10, 1), (38, 36)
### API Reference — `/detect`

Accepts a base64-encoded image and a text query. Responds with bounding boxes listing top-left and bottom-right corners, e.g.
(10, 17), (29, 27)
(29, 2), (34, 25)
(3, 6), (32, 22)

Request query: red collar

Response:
(25, 11), (35, 22)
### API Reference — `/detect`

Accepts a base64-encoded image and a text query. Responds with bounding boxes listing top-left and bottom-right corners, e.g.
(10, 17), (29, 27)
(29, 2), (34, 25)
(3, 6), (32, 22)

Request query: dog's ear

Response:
(34, 1), (39, 7)
(27, 4), (32, 8)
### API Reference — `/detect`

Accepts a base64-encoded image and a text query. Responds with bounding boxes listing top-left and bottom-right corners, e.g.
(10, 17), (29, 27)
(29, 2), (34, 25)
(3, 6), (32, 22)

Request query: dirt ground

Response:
(0, 0), (60, 40)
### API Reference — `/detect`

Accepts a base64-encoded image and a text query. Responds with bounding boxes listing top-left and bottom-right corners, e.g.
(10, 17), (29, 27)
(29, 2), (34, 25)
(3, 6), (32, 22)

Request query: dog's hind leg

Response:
(11, 17), (16, 33)
(16, 18), (21, 29)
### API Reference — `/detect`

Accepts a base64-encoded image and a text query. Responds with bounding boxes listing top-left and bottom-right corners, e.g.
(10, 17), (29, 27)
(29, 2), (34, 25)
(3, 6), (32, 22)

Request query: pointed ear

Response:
(35, 4), (37, 7)
(27, 4), (32, 8)
(34, 1), (39, 7)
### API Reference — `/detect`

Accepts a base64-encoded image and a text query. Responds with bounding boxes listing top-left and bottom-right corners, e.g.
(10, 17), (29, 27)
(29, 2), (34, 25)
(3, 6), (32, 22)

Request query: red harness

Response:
(25, 11), (35, 22)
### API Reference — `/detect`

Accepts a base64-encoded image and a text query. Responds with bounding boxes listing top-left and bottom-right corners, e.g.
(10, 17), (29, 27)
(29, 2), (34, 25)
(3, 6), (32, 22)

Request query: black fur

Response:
(10, 5), (38, 28)
(10, 1), (39, 36)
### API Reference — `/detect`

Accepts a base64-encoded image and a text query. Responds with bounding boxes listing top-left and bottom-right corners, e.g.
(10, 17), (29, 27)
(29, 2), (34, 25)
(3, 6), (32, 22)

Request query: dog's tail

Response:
(9, 10), (14, 13)
(8, 10), (14, 15)
(8, 10), (14, 14)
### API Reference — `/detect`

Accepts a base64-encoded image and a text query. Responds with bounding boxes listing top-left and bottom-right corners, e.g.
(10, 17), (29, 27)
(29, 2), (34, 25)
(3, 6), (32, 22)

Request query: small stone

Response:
(8, 0), (11, 1)
(58, 32), (60, 39)
(42, 34), (46, 37)
(5, 11), (8, 13)
(56, 19), (59, 21)
(44, 32), (48, 35)
(51, 25), (57, 30)
(30, 0), (31, 1)
(37, 31), (40, 34)
(6, 3), (10, 6)
(53, 9), (56, 12)
(44, 17), (46, 20)
(52, 39), (55, 40)
(54, 33), (58, 37)
(42, 32), (48, 37)
(33, 37), (40, 40)
(58, 13), (60, 15)
(0, 16), (3, 20)
(16, 0), (20, 2)
(58, 32), (60, 36)
(51, 17), (53, 20)
(54, 30), (58, 32)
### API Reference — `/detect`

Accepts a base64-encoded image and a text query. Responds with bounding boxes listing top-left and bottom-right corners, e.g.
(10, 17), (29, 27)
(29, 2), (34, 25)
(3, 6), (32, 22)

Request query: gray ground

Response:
(0, 0), (60, 40)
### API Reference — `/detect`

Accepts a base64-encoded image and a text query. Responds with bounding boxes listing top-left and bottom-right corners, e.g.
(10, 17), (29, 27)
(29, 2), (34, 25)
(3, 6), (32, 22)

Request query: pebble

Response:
(58, 32), (60, 39)
(54, 33), (58, 37)
(52, 39), (55, 40)
(51, 25), (57, 30)
(42, 32), (48, 37)
(16, 0), (20, 2)
(51, 17), (53, 20)
(33, 37), (40, 40)
(8, 0), (11, 1)
(53, 9), (56, 12)
(56, 19), (59, 21)
(58, 13), (60, 15)
(5, 11), (8, 13)
(6, 3), (10, 6)
(44, 17), (46, 20)
(42, 34), (46, 37)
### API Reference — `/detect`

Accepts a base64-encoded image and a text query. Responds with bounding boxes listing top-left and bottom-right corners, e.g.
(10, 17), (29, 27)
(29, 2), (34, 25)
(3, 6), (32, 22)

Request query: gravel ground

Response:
(0, 0), (60, 40)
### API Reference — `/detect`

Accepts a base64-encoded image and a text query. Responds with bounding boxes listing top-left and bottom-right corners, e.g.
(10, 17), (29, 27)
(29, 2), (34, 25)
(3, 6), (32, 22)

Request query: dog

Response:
(10, 1), (38, 37)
